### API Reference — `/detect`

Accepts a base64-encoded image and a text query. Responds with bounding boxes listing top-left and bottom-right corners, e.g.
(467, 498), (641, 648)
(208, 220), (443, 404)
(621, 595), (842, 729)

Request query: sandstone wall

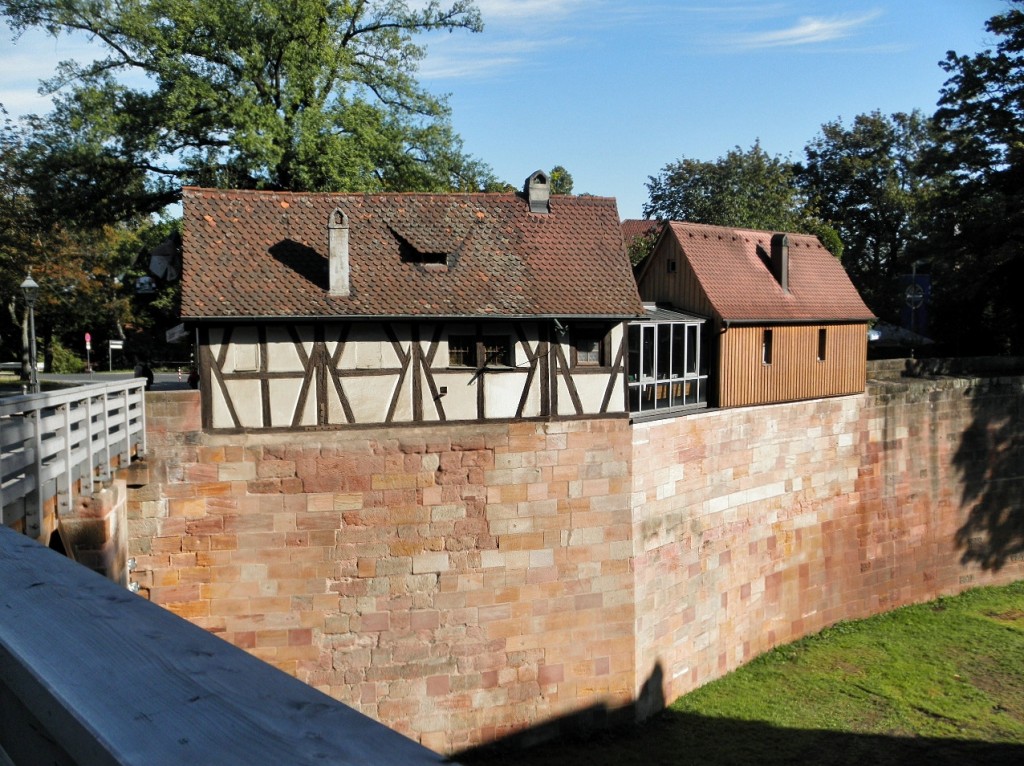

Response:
(128, 375), (1024, 752)
(132, 392), (635, 751)
(631, 375), (1024, 708)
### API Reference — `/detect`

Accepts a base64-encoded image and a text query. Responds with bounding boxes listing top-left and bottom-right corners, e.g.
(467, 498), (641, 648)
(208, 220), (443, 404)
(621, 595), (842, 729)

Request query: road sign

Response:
(109, 340), (124, 350)
(905, 283), (924, 309)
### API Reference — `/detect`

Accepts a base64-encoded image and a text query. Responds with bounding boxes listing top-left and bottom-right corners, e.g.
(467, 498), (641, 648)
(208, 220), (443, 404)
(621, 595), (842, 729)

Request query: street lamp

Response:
(21, 273), (39, 394)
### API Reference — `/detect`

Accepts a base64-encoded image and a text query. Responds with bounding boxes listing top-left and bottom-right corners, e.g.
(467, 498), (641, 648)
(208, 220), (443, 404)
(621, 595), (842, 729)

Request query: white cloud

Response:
(419, 0), (601, 82)
(728, 11), (882, 50)
(0, 23), (106, 118)
(420, 35), (570, 80)
(475, 0), (589, 22)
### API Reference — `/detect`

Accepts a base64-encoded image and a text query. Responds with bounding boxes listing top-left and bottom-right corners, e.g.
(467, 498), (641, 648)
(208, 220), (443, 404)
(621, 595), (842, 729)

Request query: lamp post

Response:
(21, 273), (39, 394)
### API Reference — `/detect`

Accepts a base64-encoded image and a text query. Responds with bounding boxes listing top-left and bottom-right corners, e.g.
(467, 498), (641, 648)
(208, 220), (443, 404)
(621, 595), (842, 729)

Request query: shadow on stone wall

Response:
(953, 380), (1024, 570)
(456, 707), (1024, 766)
(454, 663), (665, 759)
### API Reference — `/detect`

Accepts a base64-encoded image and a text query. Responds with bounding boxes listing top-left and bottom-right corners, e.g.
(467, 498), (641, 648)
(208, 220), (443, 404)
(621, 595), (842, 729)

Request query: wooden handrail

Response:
(0, 526), (449, 765)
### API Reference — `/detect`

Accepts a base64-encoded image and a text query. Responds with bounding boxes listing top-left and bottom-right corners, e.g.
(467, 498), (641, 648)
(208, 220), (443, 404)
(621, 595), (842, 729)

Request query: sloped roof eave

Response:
(182, 312), (646, 323)
(719, 315), (875, 325)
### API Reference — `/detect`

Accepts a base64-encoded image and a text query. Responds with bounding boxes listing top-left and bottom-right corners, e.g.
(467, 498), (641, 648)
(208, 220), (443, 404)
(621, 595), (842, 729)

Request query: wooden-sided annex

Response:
(631, 221), (874, 408)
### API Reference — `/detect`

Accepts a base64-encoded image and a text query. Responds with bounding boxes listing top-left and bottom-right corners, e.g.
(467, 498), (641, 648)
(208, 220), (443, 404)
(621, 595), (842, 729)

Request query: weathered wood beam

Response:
(0, 527), (451, 766)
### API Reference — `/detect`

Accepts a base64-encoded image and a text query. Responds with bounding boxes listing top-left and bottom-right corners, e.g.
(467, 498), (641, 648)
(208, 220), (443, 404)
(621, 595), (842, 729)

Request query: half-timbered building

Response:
(181, 173), (645, 431)
(632, 220), (873, 408)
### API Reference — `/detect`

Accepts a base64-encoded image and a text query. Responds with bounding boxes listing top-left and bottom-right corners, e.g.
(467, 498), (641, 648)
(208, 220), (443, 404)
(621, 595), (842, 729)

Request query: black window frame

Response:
(571, 327), (609, 368)
(447, 333), (514, 369)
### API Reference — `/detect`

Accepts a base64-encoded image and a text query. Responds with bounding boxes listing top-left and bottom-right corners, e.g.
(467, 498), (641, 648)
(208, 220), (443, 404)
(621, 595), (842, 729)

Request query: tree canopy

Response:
(797, 110), (935, 321)
(1, 0), (493, 224)
(925, 0), (1024, 353)
(643, 141), (842, 256)
(2, 104), (184, 376)
(549, 165), (574, 195)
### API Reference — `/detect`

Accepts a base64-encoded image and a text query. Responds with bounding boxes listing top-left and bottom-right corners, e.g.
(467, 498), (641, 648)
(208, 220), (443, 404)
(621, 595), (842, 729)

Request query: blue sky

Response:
(0, 0), (1008, 219)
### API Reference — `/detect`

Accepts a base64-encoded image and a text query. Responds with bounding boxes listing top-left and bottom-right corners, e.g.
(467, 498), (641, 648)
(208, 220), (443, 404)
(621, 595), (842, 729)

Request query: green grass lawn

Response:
(460, 581), (1024, 766)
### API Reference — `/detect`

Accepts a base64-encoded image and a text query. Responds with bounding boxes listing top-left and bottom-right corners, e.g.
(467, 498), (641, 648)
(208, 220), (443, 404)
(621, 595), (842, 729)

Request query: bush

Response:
(49, 338), (86, 373)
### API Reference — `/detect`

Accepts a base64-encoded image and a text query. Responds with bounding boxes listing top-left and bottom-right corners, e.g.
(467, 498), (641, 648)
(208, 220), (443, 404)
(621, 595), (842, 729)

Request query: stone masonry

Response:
(128, 372), (1024, 752)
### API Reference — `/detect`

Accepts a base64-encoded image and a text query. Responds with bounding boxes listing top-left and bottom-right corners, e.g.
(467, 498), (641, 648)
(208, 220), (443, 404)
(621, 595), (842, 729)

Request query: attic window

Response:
(448, 335), (475, 367)
(393, 229), (448, 266)
(667, 260), (677, 274)
(572, 328), (608, 367)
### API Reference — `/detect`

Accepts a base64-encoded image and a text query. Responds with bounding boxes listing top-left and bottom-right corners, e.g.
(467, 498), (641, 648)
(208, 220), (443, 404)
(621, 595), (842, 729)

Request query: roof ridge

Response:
(180, 186), (616, 203)
(667, 220), (821, 240)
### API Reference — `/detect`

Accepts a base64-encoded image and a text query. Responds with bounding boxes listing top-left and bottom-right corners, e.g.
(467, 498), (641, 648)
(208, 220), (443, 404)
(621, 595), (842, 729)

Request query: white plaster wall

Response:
(267, 379), (304, 427)
(485, 373), (531, 419)
(225, 379), (263, 428)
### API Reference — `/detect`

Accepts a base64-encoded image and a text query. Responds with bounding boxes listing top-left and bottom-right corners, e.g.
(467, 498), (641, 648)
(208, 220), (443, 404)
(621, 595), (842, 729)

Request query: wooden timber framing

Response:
(199, 319), (628, 432)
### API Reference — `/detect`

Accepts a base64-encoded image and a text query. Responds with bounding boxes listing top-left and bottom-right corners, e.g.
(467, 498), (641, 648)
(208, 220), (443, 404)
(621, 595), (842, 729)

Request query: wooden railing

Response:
(0, 380), (146, 538)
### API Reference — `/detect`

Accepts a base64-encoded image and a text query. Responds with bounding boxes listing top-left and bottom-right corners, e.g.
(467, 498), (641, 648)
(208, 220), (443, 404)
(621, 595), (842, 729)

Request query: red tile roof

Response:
(180, 188), (645, 320)
(660, 221), (873, 323)
(620, 219), (663, 242)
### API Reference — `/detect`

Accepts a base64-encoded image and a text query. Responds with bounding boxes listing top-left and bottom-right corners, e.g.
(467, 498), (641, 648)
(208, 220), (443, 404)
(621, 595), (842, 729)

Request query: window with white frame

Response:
(628, 307), (707, 414)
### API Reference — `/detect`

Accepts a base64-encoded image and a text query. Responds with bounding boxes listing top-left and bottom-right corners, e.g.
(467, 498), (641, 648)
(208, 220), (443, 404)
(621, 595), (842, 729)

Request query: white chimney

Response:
(328, 208), (350, 296)
(525, 170), (550, 214)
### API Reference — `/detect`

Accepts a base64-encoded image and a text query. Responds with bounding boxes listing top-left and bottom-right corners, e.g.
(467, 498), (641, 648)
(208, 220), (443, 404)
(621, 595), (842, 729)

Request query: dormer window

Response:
(395, 232), (447, 265)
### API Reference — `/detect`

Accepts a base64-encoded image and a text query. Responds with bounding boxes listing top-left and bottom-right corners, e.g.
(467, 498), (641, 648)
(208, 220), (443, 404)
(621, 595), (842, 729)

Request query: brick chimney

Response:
(328, 208), (350, 296)
(525, 170), (550, 214)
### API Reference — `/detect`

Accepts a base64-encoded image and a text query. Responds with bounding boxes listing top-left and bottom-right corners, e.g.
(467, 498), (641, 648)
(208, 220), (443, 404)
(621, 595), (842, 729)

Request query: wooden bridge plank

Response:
(0, 527), (451, 766)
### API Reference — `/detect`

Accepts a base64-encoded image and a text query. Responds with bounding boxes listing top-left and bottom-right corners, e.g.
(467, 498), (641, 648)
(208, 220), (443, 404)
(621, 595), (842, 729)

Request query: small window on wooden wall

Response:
(572, 328), (606, 367)
(762, 329), (773, 365)
(817, 328), (827, 361)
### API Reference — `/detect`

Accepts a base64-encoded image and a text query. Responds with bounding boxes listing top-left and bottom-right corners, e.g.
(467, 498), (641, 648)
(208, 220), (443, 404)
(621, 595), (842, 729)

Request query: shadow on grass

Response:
(456, 706), (1024, 766)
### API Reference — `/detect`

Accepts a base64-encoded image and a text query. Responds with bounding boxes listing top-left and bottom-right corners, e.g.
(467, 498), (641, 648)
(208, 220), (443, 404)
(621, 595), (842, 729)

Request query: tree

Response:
(549, 165), (574, 195)
(797, 110), (935, 321)
(924, 0), (1024, 353)
(2, 0), (492, 224)
(644, 142), (801, 229)
(643, 141), (841, 255)
(1, 109), (156, 371)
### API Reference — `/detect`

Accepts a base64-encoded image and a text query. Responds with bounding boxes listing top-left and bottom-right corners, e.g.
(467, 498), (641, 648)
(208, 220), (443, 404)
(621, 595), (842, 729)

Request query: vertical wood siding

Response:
(717, 323), (867, 407)
(638, 236), (715, 317)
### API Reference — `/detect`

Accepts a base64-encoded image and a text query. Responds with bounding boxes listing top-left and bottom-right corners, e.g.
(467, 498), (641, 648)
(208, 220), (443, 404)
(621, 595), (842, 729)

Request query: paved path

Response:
(39, 371), (192, 392)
